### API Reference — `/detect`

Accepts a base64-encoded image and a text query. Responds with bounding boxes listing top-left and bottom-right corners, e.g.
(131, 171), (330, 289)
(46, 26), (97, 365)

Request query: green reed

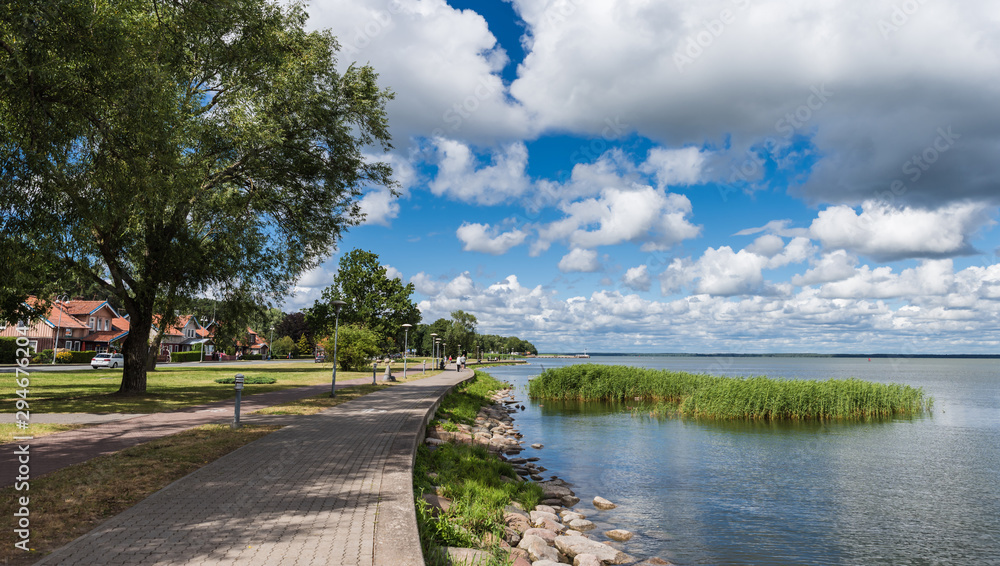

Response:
(527, 364), (932, 421)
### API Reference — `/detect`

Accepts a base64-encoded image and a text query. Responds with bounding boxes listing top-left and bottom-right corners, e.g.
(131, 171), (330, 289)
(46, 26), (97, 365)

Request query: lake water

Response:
(483, 356), (1000, 565)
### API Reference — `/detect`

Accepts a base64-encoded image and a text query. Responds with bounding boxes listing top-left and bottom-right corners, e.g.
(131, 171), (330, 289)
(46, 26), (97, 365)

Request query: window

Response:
(65, 328), (72, 336)
(89, 317), (95, 329)
(74, 341), (81, 351)
(29, 340), (38, 353)
(104, 319), (110, 331)
(16, 320), (26, 328)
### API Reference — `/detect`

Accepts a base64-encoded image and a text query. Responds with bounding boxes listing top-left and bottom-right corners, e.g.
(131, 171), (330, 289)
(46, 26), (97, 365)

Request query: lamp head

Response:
(330, 300), (347, 315)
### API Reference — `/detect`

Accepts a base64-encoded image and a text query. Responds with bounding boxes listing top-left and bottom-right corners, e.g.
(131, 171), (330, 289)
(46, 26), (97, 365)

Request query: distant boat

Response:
(576, 349), (590, 358)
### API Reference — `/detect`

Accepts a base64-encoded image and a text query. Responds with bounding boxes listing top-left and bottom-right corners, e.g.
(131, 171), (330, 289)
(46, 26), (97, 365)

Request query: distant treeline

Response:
(542, 352), (1000, 359)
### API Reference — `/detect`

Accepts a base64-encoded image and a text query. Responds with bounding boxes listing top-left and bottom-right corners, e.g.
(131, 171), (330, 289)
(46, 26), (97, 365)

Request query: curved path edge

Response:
(34, 367), (475, 566)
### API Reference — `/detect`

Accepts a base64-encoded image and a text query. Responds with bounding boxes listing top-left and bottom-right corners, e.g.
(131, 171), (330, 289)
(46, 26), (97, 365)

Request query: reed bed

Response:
(528, 364), (932, 421)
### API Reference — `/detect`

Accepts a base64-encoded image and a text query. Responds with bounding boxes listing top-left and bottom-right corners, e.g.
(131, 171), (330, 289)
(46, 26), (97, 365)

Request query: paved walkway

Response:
(32, 367), (473, 565)
(0, 368), (430, 487)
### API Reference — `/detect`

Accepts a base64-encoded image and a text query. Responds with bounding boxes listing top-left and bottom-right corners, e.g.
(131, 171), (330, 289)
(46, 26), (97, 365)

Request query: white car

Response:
(91, 353), (124, 369)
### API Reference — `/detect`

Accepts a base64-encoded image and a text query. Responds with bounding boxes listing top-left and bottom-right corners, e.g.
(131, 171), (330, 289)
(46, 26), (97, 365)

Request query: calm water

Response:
(485, 356), (1000, 565)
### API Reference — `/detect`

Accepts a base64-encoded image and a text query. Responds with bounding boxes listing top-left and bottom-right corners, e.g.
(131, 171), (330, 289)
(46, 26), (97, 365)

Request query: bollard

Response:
(372, 362), (378, 386)
(232, 373), (245, 429)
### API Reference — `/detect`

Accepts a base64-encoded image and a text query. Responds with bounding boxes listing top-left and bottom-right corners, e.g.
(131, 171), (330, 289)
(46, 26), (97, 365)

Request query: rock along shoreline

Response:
(423, 385), (674, 566)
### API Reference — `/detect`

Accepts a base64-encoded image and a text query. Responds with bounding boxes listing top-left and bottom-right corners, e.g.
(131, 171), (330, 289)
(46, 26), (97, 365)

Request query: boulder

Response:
(561, 495), (581, 507)
(568, 518), (596, 531)
(539, 482), (574, 500)
(523, 527), (558, 544)
(605, 529), (634, 542)
(529, 510), (561, 525)
(535, 504), (557, 515)
(632, 559), (675, 565)
(421, 493), (451, 517)
(555, 535), (636, 565)
(561, 511), (585, 522)
(522, 536), (560, 563)
(573, 554), (604, 566)
(531, 443), (544, 449)
(593, 496), (617, 510)
(424, 437), (444, 446)
(534, 517), (566, 533)
(504, 512), (531, 534)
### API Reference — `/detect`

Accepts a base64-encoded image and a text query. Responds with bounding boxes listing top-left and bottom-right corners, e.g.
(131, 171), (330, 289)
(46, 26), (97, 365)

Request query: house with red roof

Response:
(0, 297), (129, 353)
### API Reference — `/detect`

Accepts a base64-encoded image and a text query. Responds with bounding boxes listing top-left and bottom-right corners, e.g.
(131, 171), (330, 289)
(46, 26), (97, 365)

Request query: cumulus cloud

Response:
(383, 265), (403, 281)
(622, 264), (652, 292)
(792, 250), (859, 286)
(558, 248), (601, 273)
(535, 186), (701, 254)
(456, 222), (528, 254)
(506, 1), (1000, 207)
(428, 139), (531, 205)
(310, 0), (530, 145)
(809, 201), (994, 261)
(641, 147), (708, 188)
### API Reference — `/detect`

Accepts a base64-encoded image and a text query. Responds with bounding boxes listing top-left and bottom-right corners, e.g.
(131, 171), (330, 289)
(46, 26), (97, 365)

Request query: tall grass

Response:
(528, 364), (932, 420)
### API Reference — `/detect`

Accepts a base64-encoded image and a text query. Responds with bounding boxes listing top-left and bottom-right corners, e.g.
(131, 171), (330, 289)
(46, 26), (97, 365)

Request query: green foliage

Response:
(242, 353), (263, 361)
(0, 337), (17, 364)
(170, 351), (202, 363)
(414, 441), (542, 562)
(55, 351), (73, 364)
(69, 350), (98, 364)
(307, 249), (420, 346)
(271, 336), (296, 358)
(295, 334), (312, 357)
(214, 376), (277, 384)
(320, 324), (379, 371)
(0, 0), (396, 393)
(437, 371), (510, 426)
(529, 364), (933, 421)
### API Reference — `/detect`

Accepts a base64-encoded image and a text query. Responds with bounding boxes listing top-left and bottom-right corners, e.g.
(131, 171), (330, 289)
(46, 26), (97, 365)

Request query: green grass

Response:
(0, 423), (86, 444)
(529, 364), (933, 421)
(415, 443), (542, 565)
(0, 363), (374, 414)
(435, 370), (510, 426)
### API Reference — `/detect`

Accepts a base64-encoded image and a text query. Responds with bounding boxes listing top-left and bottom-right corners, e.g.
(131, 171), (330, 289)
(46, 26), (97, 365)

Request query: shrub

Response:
(320, 324), (379, 371)
(0, 337), (18, 364)
(55, 350), (73, 363)
(69, 350), (98, 363)
(242, 353), (262, 361)
(271, 336), (295, 358)
(214, 376), (277, 384)
(170, 351), (202, 363)
(32, 349), (53, 364)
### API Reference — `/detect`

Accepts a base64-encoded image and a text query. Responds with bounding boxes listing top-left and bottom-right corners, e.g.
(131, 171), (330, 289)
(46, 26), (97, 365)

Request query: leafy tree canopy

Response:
(0, 0), (395, 392)
(307, 249), (420, 347)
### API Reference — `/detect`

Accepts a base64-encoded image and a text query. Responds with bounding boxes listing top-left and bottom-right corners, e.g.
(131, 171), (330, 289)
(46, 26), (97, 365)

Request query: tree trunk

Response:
(119, 303), (153, 394)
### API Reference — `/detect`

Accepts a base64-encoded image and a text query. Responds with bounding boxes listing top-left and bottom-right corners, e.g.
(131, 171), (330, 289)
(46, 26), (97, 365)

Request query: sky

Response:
(282, 0), (1000, 354)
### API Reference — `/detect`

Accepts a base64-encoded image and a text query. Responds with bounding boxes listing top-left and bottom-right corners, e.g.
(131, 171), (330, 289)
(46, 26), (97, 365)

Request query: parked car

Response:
(91, 353), (124, 369)
(314, 353), (326, 363)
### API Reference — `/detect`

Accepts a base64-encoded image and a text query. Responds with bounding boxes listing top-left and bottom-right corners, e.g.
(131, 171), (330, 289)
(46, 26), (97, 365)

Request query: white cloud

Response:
(693, 246), (771, 296)
(428, 139), (531, 205)
(642, 147), (708, 188)
(818, 259), (955, 300)
(558, 248), (601, 273)
(809, 201), (993, 260)
(383, 265), (403, 281)
(456, 222), (527, 255)
(792, 250), (859, 286)
(745, 234), (785, 257)
(410, 272), (444, 296)
(622, 264), (652, 292)
(535, 186), (701, 254)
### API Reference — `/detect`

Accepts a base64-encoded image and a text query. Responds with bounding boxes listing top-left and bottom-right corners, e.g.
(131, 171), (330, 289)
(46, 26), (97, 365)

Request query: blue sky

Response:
(286, 0), (1000, 354)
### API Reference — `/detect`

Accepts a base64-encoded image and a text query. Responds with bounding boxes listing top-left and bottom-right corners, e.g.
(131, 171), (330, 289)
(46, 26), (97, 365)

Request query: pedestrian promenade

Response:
(33, 367), (473, 566)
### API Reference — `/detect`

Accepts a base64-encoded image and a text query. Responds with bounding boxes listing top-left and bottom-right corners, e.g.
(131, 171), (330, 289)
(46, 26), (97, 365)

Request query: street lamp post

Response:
(400, 323), (412, 382)
(329, 300), (347, 397)
(51, 295), (69, 364)
(434, 338), (440, 370)
(429, 332), (437, 370)
(268, 326), (274, 361)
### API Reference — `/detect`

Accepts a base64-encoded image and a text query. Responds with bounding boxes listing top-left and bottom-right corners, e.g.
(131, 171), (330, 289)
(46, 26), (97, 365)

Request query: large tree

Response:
(307, 249), (420, 347)
(0, 0), (395, 393)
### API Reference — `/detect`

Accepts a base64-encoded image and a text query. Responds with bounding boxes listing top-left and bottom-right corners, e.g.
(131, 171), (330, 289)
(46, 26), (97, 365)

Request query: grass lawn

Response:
(0, 423), (86, 445)
(0, 423), (280, 566)
(0, 362), (416, 414)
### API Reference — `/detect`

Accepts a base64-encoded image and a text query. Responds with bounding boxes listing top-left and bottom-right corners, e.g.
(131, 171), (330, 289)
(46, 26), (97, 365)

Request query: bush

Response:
(320, 324), (379, 371)
(69, 350), (97, 363)
(55, 350), (73, 363)
(170, 351), (202, 363)
(214, 376), (276, 384)
(32, 348), (53, 364)
(242, 353), (262, 361)
(0, 337), (18, 364)
(271, 335), (295, 358)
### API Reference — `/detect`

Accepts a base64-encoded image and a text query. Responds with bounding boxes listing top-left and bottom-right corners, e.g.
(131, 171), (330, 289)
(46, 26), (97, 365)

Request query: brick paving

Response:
(31, 367), (472, 566)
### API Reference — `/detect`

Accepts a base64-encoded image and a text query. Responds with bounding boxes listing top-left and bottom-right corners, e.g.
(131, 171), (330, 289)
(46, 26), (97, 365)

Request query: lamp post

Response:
(401, 323), (412, 382)
(443, 342), (447, 368)
(51, 294), (69, 364)
(434, 338), (440, 370)
(429, 332), (438, 370)
(268, 325), (274, 361)
(329, 300), (347, 397)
